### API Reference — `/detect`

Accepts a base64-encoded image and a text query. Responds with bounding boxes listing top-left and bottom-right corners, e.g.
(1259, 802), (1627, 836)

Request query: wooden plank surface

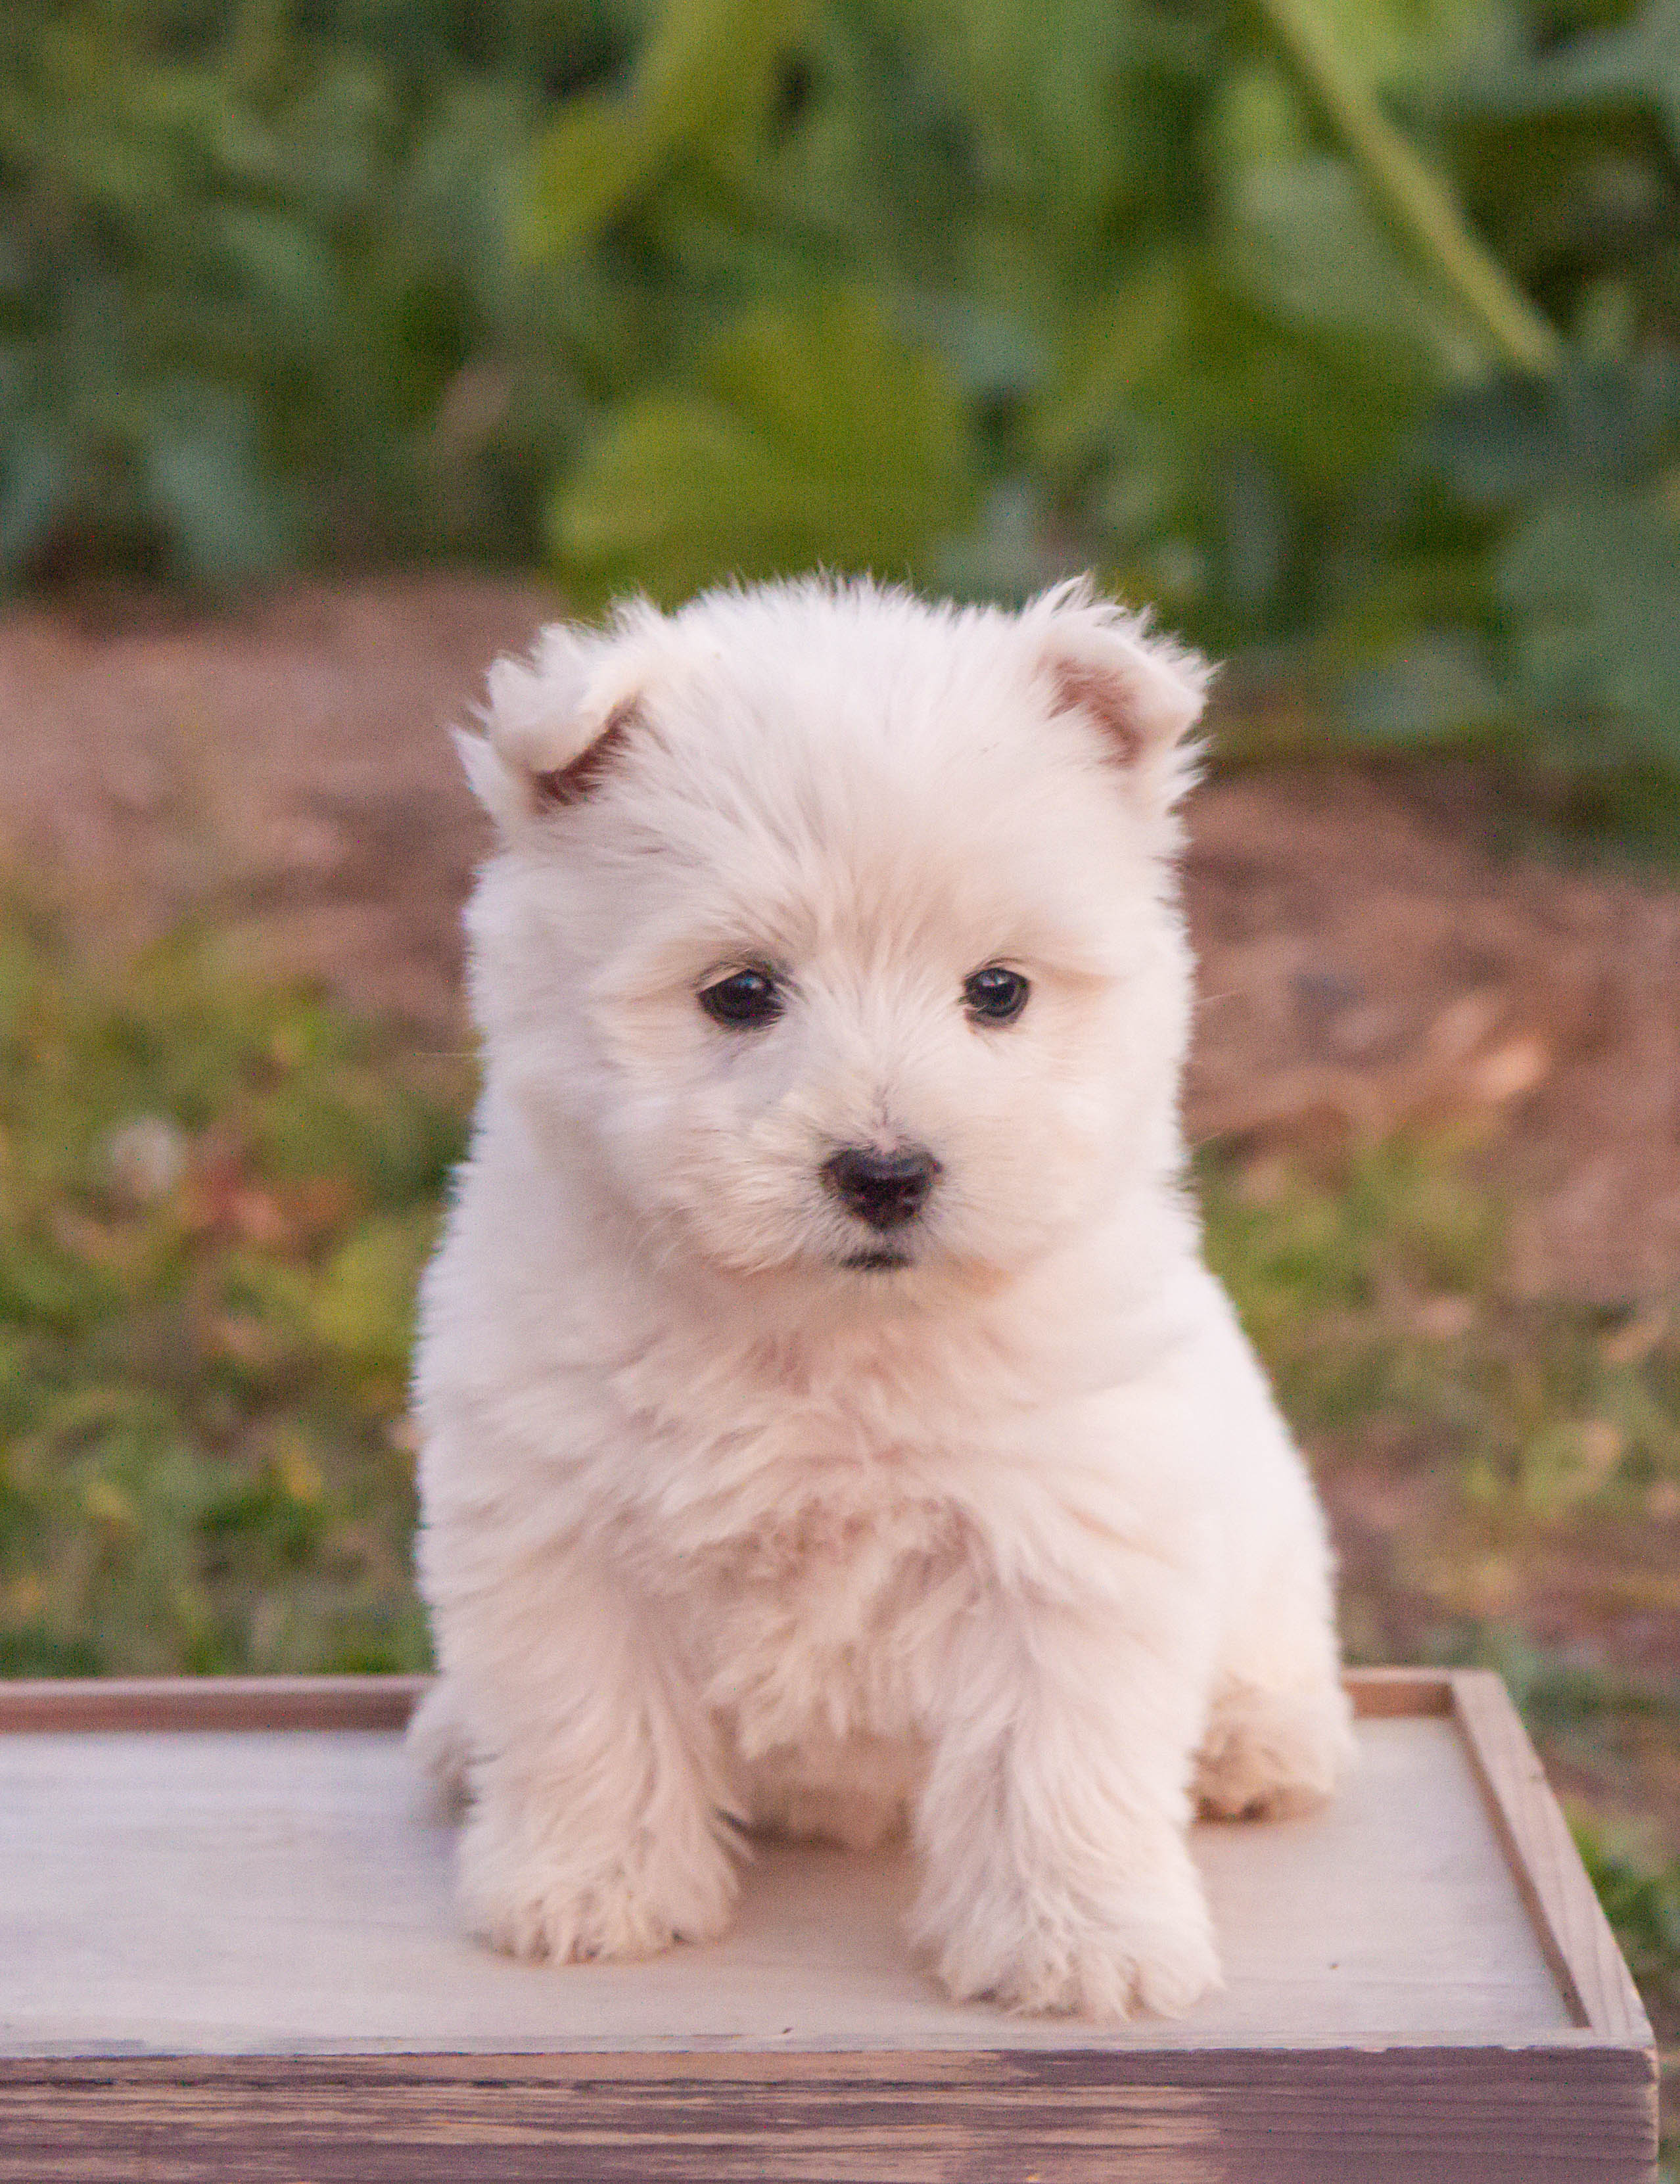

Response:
(0, 1715), (1573, 2055)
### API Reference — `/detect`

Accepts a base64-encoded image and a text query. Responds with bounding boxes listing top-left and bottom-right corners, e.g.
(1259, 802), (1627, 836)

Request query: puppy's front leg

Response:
(437, 1543), (739, 1963)
(911, 1558), (1220, 2020)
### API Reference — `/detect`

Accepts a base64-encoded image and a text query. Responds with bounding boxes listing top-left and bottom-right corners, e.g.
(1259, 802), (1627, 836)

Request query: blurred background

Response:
(0, 0), (1676, 2141)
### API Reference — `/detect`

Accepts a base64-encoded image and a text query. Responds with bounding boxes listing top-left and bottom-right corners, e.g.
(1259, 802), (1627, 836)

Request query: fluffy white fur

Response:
(411, 575), (1353, 2020)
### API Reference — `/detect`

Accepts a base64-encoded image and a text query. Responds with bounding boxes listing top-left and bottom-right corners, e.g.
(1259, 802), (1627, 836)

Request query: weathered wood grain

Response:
(0, 2048), (1656, 2183)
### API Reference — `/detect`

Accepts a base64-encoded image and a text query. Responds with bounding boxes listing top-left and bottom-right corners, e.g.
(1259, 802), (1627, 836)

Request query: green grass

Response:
(1205, 1144), (1680, 1523)
(0, 901), (468, 1675)
(1, 899), (1675, 2148)
(1577, 1823), (1680, 2179)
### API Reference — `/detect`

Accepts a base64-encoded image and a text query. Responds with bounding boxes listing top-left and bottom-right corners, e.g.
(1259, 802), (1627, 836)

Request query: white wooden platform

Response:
(0, 1669), (1658, 2182)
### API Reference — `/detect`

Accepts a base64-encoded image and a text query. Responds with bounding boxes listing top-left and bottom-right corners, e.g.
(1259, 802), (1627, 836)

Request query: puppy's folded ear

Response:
(454, 618), (646, 833)
(1029, 578), (1213, 811)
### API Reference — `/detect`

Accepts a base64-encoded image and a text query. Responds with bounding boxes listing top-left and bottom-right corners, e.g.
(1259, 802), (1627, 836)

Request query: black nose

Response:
(823, 1145), (940, 1230)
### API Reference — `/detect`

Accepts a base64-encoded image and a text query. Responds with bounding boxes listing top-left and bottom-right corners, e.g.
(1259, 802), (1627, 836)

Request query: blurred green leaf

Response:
(144, 384), (296, 580)
(1225, 155), (1485, 384)
(0, 433), (72, 569)
(1418, 361), (1680, 513)
(525, 89), (663, 260)
(526, 0), (813, 256)
(1459, 0), (1680, 148)
(1497, 490), (1680, 764)
(1255, 0), (1562, 375)
(1027, 256), (1196, 474)
(552, 290), (976, 601)
(1343, 633), (1506, 745)
(311, 1211), (438, 1385)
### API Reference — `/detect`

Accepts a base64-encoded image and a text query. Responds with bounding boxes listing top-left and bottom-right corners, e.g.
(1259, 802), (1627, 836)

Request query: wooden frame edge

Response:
(1345, 1665), (1453, 1716)
(0, 1667), (1451, 1734)
(1448, 1667), (1652, 2049)
(0, 2041), (1655, 2089)
(0, 1675), (428, 1732)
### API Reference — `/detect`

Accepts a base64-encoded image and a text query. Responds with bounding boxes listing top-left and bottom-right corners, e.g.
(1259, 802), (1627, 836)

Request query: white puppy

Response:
(411, 576), (1351, 2020)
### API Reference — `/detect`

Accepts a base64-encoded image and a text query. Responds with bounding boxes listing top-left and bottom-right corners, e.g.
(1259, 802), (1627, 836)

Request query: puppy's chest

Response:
(680, 1487), (961, 1751)
(618, 1345), (983, 1742)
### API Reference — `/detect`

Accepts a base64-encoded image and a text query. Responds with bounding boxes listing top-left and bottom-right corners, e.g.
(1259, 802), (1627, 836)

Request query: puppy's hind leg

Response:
(1194, 1504), (1354, 1821)
(407, 1675), (475, 1815)
(1193, 1676), (1353, 1820)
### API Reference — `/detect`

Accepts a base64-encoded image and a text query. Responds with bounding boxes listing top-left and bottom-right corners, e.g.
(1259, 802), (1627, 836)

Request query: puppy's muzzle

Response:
(823, 1145), (941, 1231)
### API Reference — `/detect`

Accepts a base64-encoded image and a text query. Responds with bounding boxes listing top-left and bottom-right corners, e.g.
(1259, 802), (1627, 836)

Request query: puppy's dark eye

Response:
(964, 965), (1030, 1025)
(699, 968), (784, 1029)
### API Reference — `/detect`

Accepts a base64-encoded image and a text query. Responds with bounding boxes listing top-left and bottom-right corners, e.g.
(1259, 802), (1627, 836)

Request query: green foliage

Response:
(527, 0), (817, 256)
(553, 290), (975, 601)
(5, 0), (1680, 808)
(1499, 490), (1680, 769)
(1203, 1142), (1680, 1518)
(1578, 1824), (1680, 2007)
(0, 1), (620, 577)
(516, 0), (1680, 793)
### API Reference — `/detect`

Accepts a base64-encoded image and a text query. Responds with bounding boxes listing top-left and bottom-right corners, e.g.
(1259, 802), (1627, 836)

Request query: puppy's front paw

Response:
(460, 1809), (738, 1963)
(924, 1877), (1221, 2021)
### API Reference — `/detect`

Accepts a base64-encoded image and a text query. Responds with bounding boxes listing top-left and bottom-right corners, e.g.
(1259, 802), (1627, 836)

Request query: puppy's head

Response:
(458, 578), (1209, 1288)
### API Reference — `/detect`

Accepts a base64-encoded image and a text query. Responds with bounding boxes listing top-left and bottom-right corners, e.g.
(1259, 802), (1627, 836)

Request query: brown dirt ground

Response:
(5, 574), (1678, 1305)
